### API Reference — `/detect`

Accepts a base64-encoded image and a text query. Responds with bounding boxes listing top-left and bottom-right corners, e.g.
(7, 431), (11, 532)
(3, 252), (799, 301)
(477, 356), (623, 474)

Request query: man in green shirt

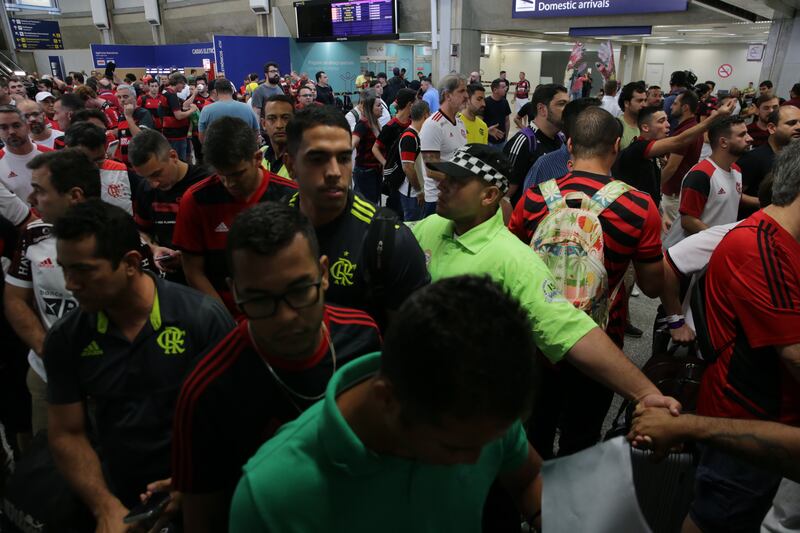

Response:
(231, 275), (543, 532)
(415, 144), (679, 410)
(618, 81), (647, 150)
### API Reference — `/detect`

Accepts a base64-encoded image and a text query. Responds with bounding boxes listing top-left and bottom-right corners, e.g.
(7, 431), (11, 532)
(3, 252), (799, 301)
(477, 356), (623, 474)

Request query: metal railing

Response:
(0, 49), (25, 77)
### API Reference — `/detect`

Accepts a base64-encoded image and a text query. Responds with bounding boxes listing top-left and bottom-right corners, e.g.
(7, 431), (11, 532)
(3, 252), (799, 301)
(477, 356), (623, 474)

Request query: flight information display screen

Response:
(295, 0), (398, 42)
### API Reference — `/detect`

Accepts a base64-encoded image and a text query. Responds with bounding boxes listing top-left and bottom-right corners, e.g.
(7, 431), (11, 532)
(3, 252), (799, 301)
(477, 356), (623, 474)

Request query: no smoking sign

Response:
(717, 64), (733, 78)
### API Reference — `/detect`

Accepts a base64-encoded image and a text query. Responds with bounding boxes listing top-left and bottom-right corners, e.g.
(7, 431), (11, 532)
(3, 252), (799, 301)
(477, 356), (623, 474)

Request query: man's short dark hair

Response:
(618, 81), (646, 111)
(708, 116), (746, 148)
(52, 199), (141, 269)
(410, 100), (430, 121)
(73, 72), (85, 84)
(57, 93), (85, 113)
(27, 148), (101, 198)
(381, 275), (537, 423)
(760, 80), (773, 89)
(395, 88), (417, 110)
(791, 83), (800, 97)
(0, 104), (24, 120)
(266, 94), (295, 108)
(562, 97), (601, 139)
(756, 93), (779, 107)
(529, 83), (568, 119)
(124, 73), (137, 83)
(637, 105), (664, 128)
(570, 106), (621, 159)
(128, 129), (172, 167)
(677, 89), (699, 114)
(213, 78), (234, 94)
(286, 105), (350, 156)
(168, 73), (187, 86)
(377, 72), (387, 80)
(315, 71), (326, 82)
(603, 79), (618, 95)
(226, 202), (319, 274)
(705, 80), (716, 89)
(38, 78), (54, 90)
(72, 108), (107, 127)
(467, 82), (485, 97)
(670, 70), (688, 88)
(65, 122), (107, 150)
(204, 117), (258, 170)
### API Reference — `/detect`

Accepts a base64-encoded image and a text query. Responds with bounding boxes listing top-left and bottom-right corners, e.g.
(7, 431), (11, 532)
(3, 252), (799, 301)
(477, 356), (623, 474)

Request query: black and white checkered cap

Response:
(427, 144), (509, 193)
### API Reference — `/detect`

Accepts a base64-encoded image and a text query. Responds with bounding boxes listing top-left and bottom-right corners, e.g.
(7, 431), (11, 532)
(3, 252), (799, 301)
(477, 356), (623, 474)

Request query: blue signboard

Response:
(48, 55), (65, 80)
(513, 0), (687, 19)
(10, 18), (63, 50)
(213, 35), (291, 87)
(91, 43), (215, 69)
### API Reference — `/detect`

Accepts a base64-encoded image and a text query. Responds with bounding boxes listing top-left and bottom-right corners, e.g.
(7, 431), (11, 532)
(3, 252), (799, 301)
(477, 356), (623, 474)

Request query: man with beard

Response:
(737, 105), (800, 218)
(458, 83), (489, 145)
(662, 116), (752, 249)
(0, 106), (52, 204)
(747, 94), (780, 148)
(19, 99), (62, 149)
(503, 84), (568, 207)
(251, 62), (285, 119)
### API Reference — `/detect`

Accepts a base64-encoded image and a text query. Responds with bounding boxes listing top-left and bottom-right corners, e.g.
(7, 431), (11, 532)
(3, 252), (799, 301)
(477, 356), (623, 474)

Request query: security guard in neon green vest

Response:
(43, 200), (235, 516)
(260, 94), (294, 180)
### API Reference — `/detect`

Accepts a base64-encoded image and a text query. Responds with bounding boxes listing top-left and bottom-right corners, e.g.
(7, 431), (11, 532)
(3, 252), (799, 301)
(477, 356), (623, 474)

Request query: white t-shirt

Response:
(419, 110), (468, 203)
(30, 128), (64, 149)
(0, 179), (29, 225)
(5, 220), (75, 381)
(0, 144), (51, 204)
(99, 159), (133, 214)
(600, 95), (622, 117)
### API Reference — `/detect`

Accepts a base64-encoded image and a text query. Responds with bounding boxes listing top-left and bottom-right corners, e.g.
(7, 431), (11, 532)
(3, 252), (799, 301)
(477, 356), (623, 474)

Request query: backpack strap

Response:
(587, 180), (631, 215)
(538, 178), (567, 212)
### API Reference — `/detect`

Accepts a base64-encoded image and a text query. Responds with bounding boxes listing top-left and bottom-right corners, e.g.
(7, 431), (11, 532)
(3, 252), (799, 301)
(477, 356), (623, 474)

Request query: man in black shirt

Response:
(484, 79), (511, 151)
(504, 84), (568, 207)
(45, 200), (234, 529)
(130, 129), (212, 282)
(283, 106), (429, 326)
(173, 202), (381, 533)
(613, 102), (735, 207)
(314, 71), (335, 106)
(737, 104), (800, 218)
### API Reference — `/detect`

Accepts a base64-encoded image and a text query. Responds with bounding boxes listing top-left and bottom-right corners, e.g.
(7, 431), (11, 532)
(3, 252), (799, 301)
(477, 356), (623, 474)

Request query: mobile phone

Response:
(154, 254), (173, 262)
(123, 491), (170, 524)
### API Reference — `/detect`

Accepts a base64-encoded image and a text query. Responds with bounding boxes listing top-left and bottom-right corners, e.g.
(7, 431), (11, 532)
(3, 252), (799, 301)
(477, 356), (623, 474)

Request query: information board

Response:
(331, 0), (394, 38)
(10, 18), (63, 50)
(512, 0), (688, 19)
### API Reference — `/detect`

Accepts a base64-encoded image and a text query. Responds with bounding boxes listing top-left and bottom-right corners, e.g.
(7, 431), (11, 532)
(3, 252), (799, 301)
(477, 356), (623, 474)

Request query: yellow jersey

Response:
(458, 113), (489, 144)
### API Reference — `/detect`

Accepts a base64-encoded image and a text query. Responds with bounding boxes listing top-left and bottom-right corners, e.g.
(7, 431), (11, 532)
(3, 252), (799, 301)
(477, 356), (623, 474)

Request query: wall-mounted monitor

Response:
(295, 0), (399, 42)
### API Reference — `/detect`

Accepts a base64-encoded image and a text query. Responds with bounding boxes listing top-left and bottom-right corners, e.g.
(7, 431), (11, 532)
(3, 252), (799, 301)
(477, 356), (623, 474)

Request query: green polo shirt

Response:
(412, 208), (596, 363)
(618, 116), (640, 150)
(229, 352), (529, 533)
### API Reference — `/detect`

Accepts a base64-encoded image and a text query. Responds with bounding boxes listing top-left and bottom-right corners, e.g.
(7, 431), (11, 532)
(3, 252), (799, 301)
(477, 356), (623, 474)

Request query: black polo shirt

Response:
(612, 137), (662, 207)
(287, 190), (429, 323)
(736, 141), (775, 218)
(43, 275), (235, 506)
(171, 304), (382, 494)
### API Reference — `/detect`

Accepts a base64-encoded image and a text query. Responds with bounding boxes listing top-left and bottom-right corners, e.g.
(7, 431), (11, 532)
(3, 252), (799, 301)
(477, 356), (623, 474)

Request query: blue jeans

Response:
(169, 139), (189, 162)
(353, 166), (381, 204)
(400, 193), (436, 221)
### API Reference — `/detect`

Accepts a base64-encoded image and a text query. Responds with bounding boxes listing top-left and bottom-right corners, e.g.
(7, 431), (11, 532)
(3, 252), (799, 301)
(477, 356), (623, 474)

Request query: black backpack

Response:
(362, 207), (399, 328)
(382, 129), (418, 192)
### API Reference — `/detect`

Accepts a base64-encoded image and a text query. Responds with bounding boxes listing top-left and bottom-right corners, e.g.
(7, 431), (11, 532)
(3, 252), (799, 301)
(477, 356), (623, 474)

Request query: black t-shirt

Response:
(375, 117), (411, 157)
(736, 142), (775, 217)
(483, 96), (511, 144)
(315, 84), (335, 106)
(160, 89), (189, 140)
(503, 127), (562, 207)
(43, 275), (235, 507)
(171, 305), (382, 494)
(612, 137), (662, 206)
(287, 190), (429, 323)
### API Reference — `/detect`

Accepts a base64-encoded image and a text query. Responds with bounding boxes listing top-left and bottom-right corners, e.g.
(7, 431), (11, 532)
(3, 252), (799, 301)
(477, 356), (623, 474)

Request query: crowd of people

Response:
(0, 61), (798, 533)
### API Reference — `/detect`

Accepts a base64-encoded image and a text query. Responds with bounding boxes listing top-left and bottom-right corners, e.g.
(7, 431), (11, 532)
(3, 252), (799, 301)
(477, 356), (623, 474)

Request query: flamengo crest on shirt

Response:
(214, 222), (229, 233)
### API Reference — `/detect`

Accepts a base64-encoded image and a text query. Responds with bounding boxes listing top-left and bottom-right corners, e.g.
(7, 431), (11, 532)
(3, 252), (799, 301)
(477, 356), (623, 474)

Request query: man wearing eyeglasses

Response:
(172, 202), (381, 533)
(19, 99), (63, 149)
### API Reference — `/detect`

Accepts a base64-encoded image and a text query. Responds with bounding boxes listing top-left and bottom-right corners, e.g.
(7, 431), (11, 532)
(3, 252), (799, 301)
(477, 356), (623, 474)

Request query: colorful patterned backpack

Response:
(531, 179), (631, 329)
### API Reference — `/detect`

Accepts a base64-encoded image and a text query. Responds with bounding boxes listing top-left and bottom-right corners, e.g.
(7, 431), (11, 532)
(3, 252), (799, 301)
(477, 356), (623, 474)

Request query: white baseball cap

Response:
(35, 91), (55, 102)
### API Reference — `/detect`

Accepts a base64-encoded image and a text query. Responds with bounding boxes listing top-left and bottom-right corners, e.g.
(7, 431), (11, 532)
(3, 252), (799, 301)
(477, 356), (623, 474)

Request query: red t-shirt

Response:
(698, 210), (800, 425)
(171, 169), (298, 314)
(747, 122), (770, 148)
(515, 79), (531, 99)
(508, 170), (662, 345)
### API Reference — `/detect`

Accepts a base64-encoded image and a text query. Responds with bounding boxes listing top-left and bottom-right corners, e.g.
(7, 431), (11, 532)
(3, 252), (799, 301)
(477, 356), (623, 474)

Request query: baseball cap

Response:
(35, 91), (55, 102)
(426, 144), (510, 193)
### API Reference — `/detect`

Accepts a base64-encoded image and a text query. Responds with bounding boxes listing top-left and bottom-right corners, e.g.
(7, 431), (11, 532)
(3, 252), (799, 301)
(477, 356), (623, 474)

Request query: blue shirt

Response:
(423, 88), (440, 113)
(198, 100), (259, 133)
(523, 144), (570, 192)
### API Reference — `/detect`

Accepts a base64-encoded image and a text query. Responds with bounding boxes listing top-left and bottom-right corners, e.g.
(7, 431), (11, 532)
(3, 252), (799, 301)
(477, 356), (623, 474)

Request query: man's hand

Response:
(638, 393), (681, 416)
(488, 124), (504, 141)
(124, 104), (135, 118)
(709, 98), (736, 119)
(669, 323), (696, 345)
(628, 405), (692, 461)
(138, 478), (181, 533)
(417, 192), (425, 207)
(94, 499), (130, 533)
(152, 246), (182, 273)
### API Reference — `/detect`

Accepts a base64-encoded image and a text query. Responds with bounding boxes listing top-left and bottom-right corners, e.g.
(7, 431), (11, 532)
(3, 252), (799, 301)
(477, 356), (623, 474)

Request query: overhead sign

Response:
(213, 35), (291, 88)
(513, 0), (688, 19)
(10, 18), (63, 50)
(717, 64), (733, 78)
(91, 43), (215, 69)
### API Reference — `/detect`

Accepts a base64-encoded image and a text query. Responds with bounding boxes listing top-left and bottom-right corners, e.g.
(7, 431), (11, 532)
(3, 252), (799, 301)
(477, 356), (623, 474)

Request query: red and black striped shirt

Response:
(508, 170), (663, 345)
(171, 305), (382, 494)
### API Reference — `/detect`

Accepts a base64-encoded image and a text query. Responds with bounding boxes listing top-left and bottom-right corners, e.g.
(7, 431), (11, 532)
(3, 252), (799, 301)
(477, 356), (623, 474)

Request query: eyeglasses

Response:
(234, 280), (322, 319)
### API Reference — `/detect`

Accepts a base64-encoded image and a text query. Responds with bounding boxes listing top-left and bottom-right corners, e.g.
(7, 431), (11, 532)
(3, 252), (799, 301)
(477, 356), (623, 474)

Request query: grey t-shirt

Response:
(251, 84), (285, 115)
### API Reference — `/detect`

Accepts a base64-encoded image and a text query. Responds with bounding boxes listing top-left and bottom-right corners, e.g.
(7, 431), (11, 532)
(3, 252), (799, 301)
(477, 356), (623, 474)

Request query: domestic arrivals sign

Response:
(513, 0), (688, 19)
